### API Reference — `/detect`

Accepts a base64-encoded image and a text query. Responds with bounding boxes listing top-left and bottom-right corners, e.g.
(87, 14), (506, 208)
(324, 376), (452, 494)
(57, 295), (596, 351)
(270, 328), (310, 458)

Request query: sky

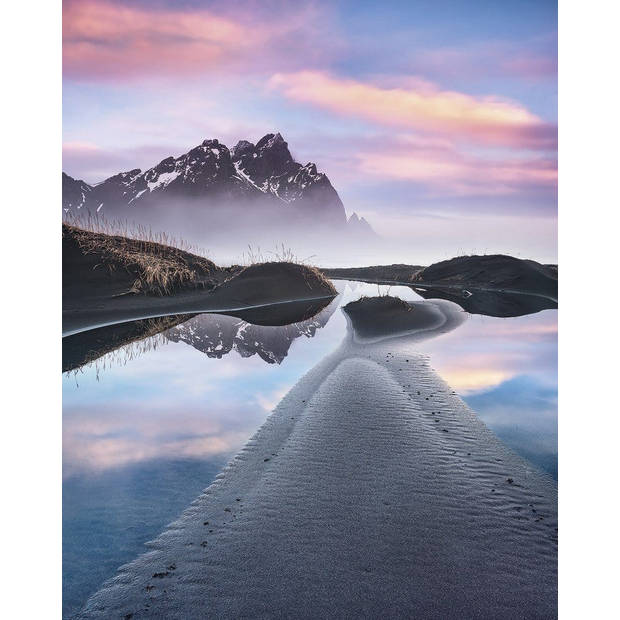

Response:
(62, 0), (557, 261)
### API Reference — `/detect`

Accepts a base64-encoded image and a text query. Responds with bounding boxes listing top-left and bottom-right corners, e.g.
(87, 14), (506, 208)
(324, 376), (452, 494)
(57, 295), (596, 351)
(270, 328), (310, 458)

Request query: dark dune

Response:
(62, 225), (336, 335)
(323, 263), (424, 282)
(413, 254), (557, 298)
(343, 295), (466, 342)
(323, 255), (557, 305)
(63, 224), (227, 298)
(211, 261), (335, 308)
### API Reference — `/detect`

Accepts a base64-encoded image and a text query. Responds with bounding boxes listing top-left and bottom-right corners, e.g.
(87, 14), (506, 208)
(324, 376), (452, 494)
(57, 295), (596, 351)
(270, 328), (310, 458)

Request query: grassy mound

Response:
(215, 261), (337, 305)
(63, 224), (226, 296)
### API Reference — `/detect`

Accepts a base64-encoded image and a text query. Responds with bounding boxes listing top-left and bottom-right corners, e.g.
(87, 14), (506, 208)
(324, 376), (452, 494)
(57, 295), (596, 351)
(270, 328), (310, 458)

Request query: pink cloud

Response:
(269, 71), (556, 151)
(272, 129), (556, 198)
(355, 135), (557, 196)
(63, 1), (264, 79)
(63, 1), (335, 80)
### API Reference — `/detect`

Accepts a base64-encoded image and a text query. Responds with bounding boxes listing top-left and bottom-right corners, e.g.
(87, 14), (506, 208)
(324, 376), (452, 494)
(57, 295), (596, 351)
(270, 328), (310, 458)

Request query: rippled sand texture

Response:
(77, 303), (557, 619)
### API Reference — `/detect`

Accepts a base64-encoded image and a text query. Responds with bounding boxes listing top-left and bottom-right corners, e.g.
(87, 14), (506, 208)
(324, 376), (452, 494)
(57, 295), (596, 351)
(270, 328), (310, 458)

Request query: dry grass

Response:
(346, 294), (412, 312)
(64, 221), (220, 295)
(63, 213), (336, 297)
(63, 211), (211, 257)
(66, 331), (168, 384)
(64, 315), (194, 380)
(242, 243), (317, 266)
(221, 260), (337, 296)
(229, 244), (335, 295)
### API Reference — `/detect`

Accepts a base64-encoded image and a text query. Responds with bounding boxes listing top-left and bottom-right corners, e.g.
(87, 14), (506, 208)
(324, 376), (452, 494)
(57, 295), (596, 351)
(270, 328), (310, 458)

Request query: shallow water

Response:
(62, 280), (557, 618)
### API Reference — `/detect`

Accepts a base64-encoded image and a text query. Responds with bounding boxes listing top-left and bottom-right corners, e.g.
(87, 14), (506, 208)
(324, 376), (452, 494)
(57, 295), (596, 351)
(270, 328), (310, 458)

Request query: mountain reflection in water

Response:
(411, 285), (557, 317)
(63, 295), (339, 373)
(167, 304), (337, 364)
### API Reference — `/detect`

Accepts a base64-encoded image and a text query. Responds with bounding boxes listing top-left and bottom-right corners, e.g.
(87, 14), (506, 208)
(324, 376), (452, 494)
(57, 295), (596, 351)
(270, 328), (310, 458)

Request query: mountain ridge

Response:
(62, 133), (375, 236)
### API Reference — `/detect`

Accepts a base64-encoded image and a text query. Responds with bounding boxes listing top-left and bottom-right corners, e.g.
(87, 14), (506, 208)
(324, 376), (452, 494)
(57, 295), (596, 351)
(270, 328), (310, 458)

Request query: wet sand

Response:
(76, 299), (557, 619)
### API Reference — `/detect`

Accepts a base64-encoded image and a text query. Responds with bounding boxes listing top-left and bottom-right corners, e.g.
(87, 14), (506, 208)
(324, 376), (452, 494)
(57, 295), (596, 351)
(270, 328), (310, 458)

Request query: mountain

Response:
(62, 133), (371, 233)
(347, 212), (376, 237)
(62, 173), (92, 211)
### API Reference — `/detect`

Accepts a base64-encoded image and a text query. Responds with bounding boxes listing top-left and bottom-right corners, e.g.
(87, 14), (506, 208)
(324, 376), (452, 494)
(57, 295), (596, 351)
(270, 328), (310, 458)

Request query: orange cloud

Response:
(269, 71), (556, 150)
(440, 368), (512, 393)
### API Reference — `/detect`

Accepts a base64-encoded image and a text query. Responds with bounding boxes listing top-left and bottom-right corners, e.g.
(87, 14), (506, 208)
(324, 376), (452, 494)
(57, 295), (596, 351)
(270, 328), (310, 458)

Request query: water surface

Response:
(62, 280), (557, 617)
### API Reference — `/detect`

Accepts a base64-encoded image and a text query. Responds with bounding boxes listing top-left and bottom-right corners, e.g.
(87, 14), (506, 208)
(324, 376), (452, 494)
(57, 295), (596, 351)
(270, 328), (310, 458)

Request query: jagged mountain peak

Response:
(255, 132), (285, 149)
(231, 140), (254, 159)
(62, 133), (357, 228)
(233, 133), (294, 184)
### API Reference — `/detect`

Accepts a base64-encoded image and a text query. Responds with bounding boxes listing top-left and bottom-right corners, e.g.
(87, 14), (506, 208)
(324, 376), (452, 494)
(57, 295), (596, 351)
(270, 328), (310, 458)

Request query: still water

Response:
(62, 280), (557, 617)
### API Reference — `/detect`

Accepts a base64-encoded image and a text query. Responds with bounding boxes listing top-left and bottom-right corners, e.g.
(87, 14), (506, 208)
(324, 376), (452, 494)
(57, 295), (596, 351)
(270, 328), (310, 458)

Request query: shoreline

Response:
(62, 293), (337, 337)
(76, 301), (557, 619)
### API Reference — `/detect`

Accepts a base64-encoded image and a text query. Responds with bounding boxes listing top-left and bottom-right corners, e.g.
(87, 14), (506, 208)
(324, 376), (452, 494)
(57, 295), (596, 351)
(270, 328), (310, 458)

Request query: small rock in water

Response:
(507, 478), (514, 484)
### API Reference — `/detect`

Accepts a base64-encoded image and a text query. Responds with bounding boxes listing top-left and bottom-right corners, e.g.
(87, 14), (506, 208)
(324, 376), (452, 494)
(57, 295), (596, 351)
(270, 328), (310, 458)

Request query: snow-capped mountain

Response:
(62, 133), (366, 230)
